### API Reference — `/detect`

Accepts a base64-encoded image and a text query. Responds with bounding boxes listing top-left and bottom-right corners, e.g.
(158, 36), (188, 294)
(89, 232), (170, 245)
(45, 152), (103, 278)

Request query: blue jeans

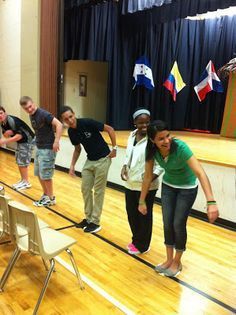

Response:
(34, 148), (56, 180)
(161, 183), (198, 251)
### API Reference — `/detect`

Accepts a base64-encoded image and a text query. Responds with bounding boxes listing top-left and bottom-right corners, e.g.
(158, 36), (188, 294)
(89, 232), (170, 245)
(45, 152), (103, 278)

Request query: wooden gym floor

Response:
(0, 149), (235, 315)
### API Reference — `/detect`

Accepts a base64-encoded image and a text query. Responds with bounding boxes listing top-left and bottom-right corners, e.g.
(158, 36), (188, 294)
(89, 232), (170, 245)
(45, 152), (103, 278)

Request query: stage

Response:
(100, 130), (236, 168)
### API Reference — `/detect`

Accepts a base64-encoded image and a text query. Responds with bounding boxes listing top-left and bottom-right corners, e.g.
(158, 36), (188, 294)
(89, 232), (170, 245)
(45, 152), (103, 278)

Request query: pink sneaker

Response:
(128, 244), (140, 255)
(127, 243), (133, 250)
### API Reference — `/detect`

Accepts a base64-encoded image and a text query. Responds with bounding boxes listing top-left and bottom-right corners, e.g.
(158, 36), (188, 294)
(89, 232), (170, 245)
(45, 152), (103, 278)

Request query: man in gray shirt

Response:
(20, 96), (63, 206)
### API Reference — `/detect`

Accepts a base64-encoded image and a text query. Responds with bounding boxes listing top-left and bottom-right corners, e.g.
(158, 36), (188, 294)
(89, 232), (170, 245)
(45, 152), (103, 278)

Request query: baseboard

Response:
(0, 147), (15, 154)
(55, 164), (236, 231)
(1, 147), (235, 231)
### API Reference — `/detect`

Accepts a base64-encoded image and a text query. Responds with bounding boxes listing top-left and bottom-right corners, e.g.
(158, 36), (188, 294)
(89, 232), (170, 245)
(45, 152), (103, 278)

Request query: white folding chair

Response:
(0, 185), (5, 196)
(0, 195), (49, 242)
(0, 201), (84, 315)
(0, 195), (11, 241)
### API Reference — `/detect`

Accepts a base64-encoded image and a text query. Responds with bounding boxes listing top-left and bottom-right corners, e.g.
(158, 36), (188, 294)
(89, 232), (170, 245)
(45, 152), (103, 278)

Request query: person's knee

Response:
(94, 186), (106, 198)
(163, 224), (173, 235)
(81, 185), (86, 194)
(39, 167), (54, 180)
(173, 220), (186, 234)
(81, 183), (92, 195)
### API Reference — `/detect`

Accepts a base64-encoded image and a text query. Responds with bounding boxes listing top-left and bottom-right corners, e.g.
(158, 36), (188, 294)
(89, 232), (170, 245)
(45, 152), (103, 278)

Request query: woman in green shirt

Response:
(138, 120), (219, 277)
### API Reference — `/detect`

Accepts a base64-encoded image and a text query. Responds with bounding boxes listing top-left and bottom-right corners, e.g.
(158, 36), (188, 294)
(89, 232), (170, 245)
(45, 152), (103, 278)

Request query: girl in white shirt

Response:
(121, 108), (163, 255)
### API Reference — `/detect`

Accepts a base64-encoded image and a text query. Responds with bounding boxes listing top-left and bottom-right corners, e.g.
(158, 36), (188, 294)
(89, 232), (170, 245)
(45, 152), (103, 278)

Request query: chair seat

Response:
(38, 219), (49, 230)
(18, 227), (76, 259)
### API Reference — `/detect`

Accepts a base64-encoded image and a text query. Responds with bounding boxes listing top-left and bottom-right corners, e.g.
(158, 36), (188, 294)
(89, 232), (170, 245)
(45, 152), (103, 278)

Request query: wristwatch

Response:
(112, 145), (118, 150)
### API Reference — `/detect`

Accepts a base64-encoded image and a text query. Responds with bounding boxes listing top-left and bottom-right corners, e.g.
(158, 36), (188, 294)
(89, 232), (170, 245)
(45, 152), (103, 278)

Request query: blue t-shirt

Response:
(68, 118), (110, 161)
(30, 108), (54, 149)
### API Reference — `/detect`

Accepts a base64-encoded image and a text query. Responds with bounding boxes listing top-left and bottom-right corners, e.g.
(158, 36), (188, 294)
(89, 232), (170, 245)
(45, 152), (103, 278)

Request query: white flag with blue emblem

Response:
(133, 56), (155, 90)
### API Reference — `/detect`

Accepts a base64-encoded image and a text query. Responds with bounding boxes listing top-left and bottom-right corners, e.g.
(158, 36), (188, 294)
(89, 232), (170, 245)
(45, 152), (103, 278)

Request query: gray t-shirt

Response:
(30, 108), (54, 149)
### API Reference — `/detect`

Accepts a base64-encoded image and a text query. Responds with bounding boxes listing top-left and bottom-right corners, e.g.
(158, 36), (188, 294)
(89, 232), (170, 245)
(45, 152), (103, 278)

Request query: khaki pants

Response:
(81, 156), (111, 225)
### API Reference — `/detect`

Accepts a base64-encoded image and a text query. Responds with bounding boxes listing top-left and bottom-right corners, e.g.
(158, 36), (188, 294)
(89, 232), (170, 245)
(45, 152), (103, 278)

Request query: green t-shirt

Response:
(154, 139), (197, 187)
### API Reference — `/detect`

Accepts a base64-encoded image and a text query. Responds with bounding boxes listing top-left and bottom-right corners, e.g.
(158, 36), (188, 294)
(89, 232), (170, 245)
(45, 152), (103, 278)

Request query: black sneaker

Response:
(75, 219), (88, 229)
(84, 223), (101, 233)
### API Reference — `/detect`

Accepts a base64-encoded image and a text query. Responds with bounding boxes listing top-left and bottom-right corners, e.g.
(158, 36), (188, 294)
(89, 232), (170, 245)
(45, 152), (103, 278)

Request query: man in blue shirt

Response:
(20, 96), (63, 206)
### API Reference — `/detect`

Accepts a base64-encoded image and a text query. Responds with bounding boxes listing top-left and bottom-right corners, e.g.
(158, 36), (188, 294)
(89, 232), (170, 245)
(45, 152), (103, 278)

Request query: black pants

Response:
(125, 188), (157, 252)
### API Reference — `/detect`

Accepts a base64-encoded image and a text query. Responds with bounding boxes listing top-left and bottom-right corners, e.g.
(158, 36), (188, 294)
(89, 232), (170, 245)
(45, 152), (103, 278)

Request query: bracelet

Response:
(139, 200), (146, 205)
(112, 145), (118, 150)
(207, 201), (217, 206)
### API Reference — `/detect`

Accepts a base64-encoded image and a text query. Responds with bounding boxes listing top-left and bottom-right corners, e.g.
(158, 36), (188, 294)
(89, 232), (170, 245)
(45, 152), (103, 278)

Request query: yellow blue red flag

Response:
(163, 61), (186, 101)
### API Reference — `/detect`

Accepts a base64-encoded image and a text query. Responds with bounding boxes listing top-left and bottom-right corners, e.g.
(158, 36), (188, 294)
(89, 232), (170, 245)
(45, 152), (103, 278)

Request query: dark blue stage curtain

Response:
(64, 1), (119, 61)
(64, 0), (89, 8)
(121, 0), (172, 14)
(64, 1), (236, 132)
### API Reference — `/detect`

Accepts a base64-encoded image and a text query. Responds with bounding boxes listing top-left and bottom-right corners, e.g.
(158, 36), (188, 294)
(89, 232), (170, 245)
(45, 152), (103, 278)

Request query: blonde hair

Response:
(19, 96), (33, 106)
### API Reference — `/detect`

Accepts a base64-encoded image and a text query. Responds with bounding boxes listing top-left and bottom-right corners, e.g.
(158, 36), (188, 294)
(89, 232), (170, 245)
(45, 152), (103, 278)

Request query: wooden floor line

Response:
(0, 181), (77, 225)
(1, 180), (235, 314)
(55, 256), (136, 315)
(0, 240), (11, 246)
(55, 224), (76, 231)
(57, 225), (236, 314)
(94, 234), (236, 314)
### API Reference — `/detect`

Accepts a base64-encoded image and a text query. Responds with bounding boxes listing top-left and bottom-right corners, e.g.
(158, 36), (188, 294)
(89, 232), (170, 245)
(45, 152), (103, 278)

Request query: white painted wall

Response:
(64, 60), (108, 122)
(0, 0), (21, 115)
(20, 0), (40, 124)
(0, 0), (39, 125)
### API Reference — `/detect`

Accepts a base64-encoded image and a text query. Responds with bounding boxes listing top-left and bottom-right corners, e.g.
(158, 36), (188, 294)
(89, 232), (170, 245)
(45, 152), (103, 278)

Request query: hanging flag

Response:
(194, 60), (224, 102)
(163, 61), (186, 101)
(133, 56), (155, 90)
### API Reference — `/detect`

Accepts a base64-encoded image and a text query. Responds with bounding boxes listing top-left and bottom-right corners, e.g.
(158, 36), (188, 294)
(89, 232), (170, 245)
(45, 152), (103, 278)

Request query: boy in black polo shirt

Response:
(60, 106), (117, 233)
(0, 106), (35, 190)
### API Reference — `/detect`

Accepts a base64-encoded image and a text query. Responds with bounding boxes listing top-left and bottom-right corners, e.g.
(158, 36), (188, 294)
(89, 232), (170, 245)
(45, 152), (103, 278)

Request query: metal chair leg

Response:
(0, 247), (21, 291)
(33, 258), (55, 315)
(66, 248), (84, 290)
(0, 216), (4, 240)
(41, 258), (49, 271)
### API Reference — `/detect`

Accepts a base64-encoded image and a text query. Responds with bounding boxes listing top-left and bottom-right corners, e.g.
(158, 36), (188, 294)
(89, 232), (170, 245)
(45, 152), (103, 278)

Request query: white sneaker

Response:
(33, 195), (56, 207)
(15, 181), (32, 191)
(12, 180), (24, 189)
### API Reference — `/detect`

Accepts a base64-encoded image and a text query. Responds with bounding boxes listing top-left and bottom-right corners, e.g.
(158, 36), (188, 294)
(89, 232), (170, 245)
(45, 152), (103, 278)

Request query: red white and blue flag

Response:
(163, 61), (186, 101)
(194, 60), (223, 102)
